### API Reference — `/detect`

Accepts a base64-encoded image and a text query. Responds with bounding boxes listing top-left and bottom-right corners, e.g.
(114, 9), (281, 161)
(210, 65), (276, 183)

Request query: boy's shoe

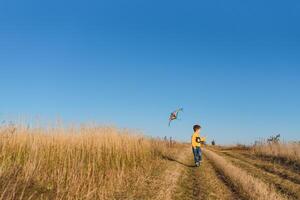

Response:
(195, 162), (200, 167)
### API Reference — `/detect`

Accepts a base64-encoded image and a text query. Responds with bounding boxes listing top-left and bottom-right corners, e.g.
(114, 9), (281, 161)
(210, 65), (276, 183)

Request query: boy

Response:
(191, 125), (202, 167)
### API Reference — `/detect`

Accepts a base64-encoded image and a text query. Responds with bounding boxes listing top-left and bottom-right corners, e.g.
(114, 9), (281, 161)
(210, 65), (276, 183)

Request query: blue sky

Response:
(0, 0), (299, 143)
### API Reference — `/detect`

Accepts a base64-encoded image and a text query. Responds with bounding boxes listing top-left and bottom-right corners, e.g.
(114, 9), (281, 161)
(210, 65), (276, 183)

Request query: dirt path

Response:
(173, 155), (239, 200)
(154, 147), (191, 200)
(155, 146), (240, 200)
(213, 149), (300, 200)
(222, 150), (300, 185)
(152, 146), (299, 200)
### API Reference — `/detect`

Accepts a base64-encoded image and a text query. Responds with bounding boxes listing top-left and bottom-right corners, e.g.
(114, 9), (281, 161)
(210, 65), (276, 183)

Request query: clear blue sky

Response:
(0, 0), (300, 144)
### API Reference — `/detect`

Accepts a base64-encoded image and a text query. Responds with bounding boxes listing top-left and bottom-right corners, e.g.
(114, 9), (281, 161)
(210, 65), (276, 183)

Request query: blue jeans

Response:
(192, 147), (202, 163)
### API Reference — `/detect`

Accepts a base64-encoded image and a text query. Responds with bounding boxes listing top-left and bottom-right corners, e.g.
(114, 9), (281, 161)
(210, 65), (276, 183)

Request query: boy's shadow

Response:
(162, 155), (197, 168)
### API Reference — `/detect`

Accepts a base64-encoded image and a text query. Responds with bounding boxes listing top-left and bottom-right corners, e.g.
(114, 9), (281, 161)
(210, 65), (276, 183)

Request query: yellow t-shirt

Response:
(191, 132), (201, 148)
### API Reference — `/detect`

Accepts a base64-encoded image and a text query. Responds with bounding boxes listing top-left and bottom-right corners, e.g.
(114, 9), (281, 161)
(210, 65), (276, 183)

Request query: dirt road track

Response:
(155, 147), (241, 200)
(154, 146), (299, 200)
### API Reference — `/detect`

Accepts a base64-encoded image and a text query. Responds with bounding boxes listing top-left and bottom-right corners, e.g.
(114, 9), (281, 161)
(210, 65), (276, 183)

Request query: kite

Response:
(168, 108), (183, 126)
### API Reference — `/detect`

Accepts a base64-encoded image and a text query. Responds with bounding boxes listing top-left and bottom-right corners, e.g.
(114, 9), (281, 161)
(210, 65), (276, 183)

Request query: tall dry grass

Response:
(203, 148), (286, 200)
(0, 125), (178, 200)
(252, 142), (300, 167)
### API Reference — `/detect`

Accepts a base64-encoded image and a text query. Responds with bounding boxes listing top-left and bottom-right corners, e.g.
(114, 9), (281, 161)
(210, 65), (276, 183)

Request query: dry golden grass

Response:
(0, 125), (179, 200)
(203, 148), (286, 200)
(252, 142), (300, 167)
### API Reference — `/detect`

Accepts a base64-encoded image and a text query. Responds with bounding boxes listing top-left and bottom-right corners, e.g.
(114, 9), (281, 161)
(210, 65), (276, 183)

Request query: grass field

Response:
(0, 125), (299, 200)
(0, 125), (182, 199)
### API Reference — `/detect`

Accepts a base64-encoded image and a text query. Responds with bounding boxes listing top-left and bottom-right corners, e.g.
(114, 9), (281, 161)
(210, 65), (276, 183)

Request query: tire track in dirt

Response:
(221, 151), (300, 185)
(154, 147), (191, 200)
(214, 149), (300, 200)
(203, 148), (286, 200)
(173, 152), (241, 200)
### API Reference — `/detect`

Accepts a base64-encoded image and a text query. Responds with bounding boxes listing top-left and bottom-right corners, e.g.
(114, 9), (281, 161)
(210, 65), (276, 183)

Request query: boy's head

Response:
(193, 125), (201, 133)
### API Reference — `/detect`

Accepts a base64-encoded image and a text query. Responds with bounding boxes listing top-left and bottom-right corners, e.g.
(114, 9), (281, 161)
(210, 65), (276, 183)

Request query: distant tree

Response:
(254, 140), (261, 146)
(212, 140), (216, 146)
(164, 136), (167, 141)
(267, 134), (280, 143)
